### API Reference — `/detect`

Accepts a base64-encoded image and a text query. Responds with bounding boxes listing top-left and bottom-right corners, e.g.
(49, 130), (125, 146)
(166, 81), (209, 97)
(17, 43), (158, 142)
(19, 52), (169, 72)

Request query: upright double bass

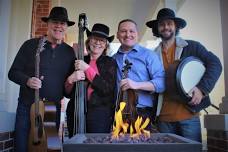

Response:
(73, 13), (88, 134)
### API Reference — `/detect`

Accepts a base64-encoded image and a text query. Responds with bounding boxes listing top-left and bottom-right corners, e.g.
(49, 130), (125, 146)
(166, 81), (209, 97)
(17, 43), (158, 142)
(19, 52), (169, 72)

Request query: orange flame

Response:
(112, 102), (151, 139)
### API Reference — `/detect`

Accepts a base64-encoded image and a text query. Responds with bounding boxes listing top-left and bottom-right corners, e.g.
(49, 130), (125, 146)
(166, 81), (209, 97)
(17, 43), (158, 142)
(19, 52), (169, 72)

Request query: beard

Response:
(159, 30), (175, 41)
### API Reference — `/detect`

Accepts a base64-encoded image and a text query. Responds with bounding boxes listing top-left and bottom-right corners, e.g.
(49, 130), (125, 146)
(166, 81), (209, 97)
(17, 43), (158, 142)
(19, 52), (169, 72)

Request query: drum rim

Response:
(176, 56), (204, 101)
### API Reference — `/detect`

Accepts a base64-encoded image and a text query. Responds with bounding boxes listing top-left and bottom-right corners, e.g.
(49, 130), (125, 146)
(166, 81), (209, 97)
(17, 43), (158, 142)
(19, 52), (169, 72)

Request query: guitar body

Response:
(44, 101), (62, 152)
(28, 37), (48, 152)
(28, 100), (47, 152)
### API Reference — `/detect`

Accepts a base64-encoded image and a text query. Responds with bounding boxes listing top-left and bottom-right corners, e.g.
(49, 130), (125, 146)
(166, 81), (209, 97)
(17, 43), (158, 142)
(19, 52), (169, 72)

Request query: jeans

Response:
(158, 116), (202, 142)
(14, 101), (31, 152)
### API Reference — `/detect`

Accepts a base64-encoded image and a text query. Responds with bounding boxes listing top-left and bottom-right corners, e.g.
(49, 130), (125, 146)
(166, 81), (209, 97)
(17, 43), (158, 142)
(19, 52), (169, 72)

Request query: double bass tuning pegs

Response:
(78, 13), (88, 30)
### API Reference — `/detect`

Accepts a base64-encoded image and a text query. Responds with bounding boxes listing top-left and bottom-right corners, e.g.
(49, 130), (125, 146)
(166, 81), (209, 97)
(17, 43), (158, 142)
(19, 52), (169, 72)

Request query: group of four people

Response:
(8, 6), (222, 152)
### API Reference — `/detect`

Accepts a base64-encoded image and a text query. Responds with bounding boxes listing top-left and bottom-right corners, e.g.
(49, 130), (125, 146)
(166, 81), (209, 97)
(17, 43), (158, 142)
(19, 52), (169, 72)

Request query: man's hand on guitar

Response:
(27, 76), (43, 89)
(189, 87), (204, 105)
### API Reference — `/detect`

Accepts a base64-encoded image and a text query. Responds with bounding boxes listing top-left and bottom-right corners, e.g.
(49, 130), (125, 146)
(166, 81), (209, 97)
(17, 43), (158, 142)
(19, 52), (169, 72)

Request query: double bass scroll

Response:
(73, 13), (88, 134)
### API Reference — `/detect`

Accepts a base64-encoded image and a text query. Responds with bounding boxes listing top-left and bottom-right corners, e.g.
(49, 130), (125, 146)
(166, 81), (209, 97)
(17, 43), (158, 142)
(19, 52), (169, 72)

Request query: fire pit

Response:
(63, 102), (201, 151)
(63, 133), (202, 152)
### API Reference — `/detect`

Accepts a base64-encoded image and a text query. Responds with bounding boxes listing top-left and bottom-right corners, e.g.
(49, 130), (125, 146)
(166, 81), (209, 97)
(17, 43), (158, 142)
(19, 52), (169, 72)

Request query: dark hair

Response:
(118, 19), (138, 31)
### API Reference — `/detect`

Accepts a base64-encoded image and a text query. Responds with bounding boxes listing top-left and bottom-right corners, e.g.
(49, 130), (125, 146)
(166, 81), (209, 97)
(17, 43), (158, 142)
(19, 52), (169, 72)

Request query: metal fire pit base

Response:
(63, 133), (202, 152)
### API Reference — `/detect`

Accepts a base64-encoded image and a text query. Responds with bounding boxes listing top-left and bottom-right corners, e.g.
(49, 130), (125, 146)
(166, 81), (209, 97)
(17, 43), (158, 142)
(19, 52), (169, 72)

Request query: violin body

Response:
(28, 100), (47, 152)
(117, 89), (138, 123)
(115, 59), (138, 125)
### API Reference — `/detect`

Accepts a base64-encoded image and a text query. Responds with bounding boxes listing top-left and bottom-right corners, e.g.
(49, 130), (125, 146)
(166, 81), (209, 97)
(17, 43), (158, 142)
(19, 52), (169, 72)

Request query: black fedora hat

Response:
(86, 23), (114, 42)
(146, 8), (186, 37)
(41, 6), (75, 26)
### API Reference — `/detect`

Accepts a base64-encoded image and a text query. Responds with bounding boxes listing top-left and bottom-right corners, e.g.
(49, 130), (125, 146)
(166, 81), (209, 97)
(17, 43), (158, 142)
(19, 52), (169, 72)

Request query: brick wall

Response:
(207, 130), (228, 152)
(31, 0), (51, 38)
(0, 131), (14, 152)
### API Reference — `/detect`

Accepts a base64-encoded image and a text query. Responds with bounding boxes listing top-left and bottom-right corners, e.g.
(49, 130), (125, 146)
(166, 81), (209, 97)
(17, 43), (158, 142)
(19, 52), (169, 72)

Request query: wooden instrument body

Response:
(116, 59), (138, 124)
(28, 100), (47, 152)
(118, 89), (137, 123)
(28, 37), (47, 152)
(44, 101), (62, 152)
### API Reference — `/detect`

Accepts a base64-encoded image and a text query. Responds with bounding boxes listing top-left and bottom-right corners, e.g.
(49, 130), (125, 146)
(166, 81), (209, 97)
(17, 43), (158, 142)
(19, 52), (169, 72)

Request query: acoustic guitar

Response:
(28, 37), (47, 152)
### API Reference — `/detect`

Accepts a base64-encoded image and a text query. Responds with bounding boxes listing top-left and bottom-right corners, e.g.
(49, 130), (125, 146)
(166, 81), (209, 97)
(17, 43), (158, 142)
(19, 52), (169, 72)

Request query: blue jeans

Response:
(14, 101), (30, 152)
(158, 116), (202, 142)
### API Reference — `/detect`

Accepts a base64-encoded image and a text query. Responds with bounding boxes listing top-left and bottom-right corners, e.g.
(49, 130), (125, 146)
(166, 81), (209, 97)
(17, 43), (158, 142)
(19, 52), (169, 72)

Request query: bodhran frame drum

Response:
(166, 56), (210, 113)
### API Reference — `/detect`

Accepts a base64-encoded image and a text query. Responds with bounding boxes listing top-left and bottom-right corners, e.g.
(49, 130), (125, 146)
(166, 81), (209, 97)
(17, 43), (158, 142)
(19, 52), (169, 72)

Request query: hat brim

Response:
(146, 17), (186, 37)
(41, 17), (75, 26)
(86, 29), (114, 42)
(146, 17), (186, 28)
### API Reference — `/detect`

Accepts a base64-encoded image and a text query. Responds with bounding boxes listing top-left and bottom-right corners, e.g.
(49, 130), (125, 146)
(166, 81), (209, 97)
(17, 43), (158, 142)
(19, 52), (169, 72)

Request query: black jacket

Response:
(67, 55), (117, 109)
(8, 38), (75, 105)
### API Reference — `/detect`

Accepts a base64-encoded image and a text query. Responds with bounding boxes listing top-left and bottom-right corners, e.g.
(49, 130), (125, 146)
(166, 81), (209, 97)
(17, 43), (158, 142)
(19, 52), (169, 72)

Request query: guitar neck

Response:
(34, 38), (41, 114)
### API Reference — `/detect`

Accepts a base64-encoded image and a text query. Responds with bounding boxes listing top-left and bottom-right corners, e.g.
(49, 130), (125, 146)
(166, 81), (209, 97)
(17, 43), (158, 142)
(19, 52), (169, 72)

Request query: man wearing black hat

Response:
(8, 7), (75, 151)
(146, 8), (222, 142)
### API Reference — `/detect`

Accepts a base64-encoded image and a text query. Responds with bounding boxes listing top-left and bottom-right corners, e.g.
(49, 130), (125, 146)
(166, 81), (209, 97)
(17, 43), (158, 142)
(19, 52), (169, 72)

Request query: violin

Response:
(116, 59), (138, 124)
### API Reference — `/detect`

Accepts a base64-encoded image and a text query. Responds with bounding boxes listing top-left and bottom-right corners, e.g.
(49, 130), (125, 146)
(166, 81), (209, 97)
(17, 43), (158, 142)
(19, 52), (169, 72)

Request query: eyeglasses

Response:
(90, 37), (107, 45)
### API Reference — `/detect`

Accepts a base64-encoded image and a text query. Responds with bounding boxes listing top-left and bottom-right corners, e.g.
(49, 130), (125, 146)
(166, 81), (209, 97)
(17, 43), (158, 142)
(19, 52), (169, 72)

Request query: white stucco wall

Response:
(6, 0), (33, 112)
(0, 0), (32, 131)
(0, 0), (11, 108)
